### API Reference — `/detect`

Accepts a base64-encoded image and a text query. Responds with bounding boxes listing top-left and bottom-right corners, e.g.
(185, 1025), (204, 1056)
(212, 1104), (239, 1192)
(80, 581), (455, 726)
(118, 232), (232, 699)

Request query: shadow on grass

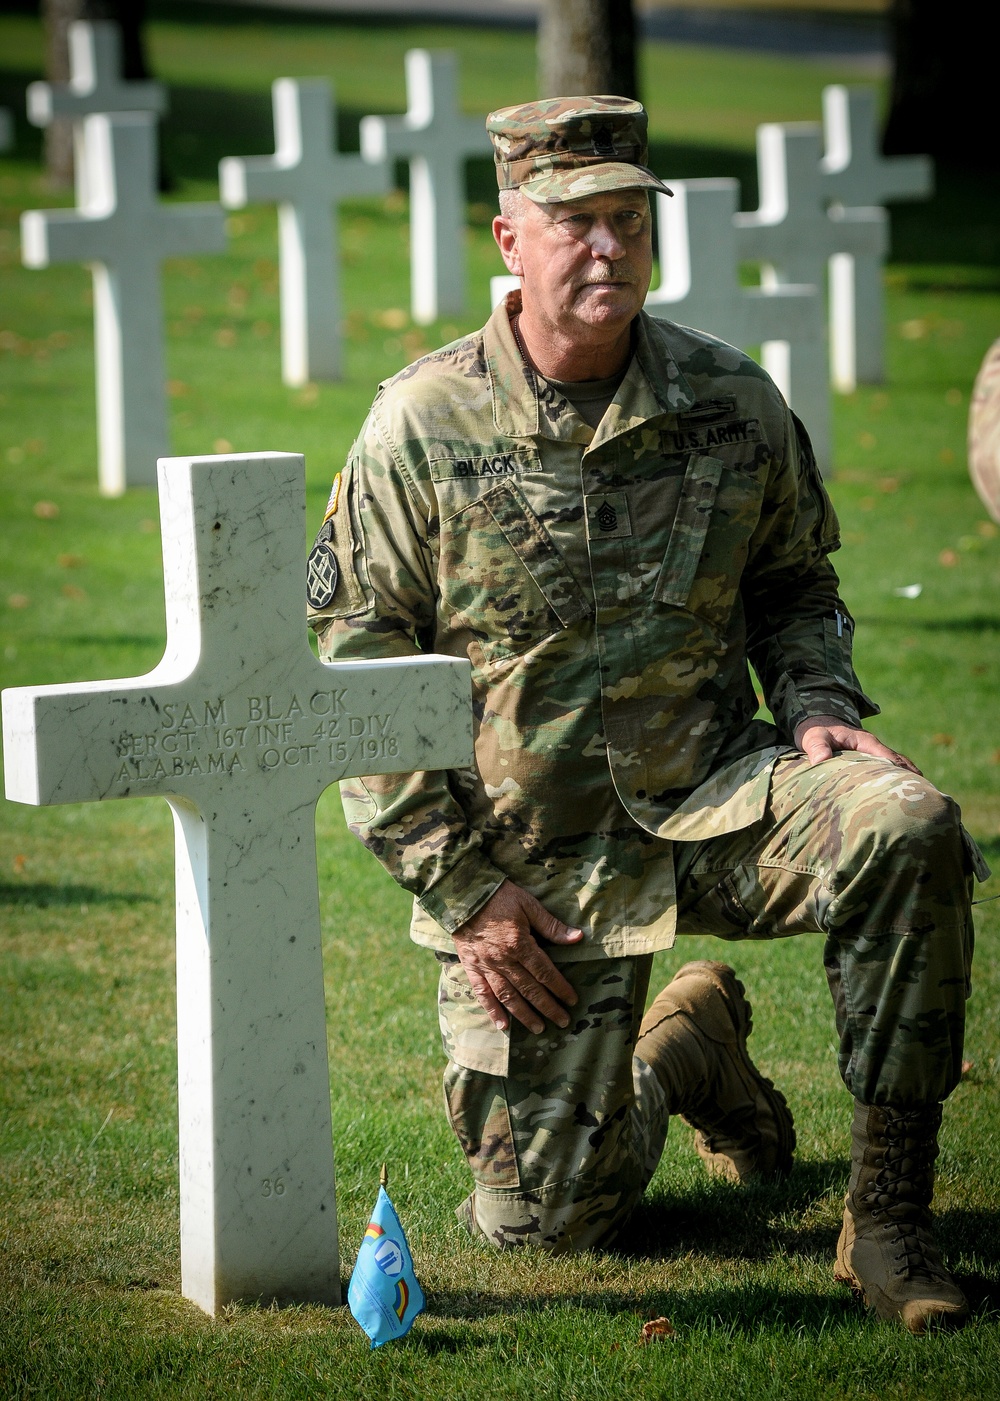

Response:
(407, 1328), (494, 1355)
(856, 615), (1000, 633)
(955, 1274), (1000, 1321)
(421, 1280), (861, 1333)
(419, 1201), (999, 1339)
(422, 1279), (999, 1340)
(616, 1159), (847, 1264)
(0, 882), (156, 908)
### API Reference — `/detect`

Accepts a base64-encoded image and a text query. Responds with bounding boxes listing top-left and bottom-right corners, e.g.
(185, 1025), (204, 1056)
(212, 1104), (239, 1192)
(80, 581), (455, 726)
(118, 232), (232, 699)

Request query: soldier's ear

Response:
(492, 215), (523, 277)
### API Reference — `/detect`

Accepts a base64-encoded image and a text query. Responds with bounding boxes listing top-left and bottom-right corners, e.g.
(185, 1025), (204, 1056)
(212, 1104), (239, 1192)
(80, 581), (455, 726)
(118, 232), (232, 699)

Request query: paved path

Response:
(194, 0), (889, 67)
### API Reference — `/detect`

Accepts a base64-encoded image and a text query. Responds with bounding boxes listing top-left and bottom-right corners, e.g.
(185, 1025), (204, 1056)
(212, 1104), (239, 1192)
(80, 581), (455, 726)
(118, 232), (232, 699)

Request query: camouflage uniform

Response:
(308, 279), (984, 1253)
(969, 337), (1000, 525)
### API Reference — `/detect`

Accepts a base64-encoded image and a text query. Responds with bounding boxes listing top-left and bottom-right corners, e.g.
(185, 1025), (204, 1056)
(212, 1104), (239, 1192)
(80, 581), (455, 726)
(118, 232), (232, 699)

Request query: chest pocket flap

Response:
(653, 454), (723, 607)
(481, 480), (591, 628)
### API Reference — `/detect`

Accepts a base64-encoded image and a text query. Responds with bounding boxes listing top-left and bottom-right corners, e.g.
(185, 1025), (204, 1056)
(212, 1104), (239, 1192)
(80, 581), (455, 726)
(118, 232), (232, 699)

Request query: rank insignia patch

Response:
(595, 499), (618, 532)
(585, 490), (632, 540)
(306, 518), (339, 609)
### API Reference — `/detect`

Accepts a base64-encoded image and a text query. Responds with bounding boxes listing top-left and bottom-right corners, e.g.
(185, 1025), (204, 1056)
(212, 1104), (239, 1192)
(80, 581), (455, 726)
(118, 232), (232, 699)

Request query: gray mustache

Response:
(580, 265), (638, 285)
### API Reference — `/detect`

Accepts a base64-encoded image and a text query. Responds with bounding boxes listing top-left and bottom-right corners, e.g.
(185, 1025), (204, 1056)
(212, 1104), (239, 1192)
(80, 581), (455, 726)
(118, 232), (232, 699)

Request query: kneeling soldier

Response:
(309, 95), (986, 1333)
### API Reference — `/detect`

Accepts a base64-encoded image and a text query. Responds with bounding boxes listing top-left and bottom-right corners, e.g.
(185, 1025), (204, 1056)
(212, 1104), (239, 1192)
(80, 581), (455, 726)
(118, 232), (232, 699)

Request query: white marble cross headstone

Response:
(20, 112), (226, 497)
(360, 49), (492, 326)
(219, 79), (388, 385)
(26, 20), (168, 206)
(489, 273), (520, 310)
(734, 122), (887, 460)
(2, 451), (473, 1317)
(821, 85), (933, 390)
(644, 178), (828, 464)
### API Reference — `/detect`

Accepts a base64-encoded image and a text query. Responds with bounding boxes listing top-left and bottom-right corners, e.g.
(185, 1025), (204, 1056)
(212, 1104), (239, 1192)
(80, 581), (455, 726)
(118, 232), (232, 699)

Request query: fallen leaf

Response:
(931, 733), (954, 747)
(938, 549), (958, 567)
(33, 500), (59, 519)
(58, 553), (84, 568)
(962, 1060), (974, 1076)
(375, 307), (408, 330)
(213, 438), (233, 454)
(7, 593), (28, 609)
(402, 330), (430, 358)
(61, 584), (86, 600)
(639, 1317), (675, 1345)
(13, 854), (26, 873)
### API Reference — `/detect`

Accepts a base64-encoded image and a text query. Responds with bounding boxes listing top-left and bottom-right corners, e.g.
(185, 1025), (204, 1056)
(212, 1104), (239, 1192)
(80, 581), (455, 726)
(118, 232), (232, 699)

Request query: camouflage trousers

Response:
(438, 752), (978, 1253)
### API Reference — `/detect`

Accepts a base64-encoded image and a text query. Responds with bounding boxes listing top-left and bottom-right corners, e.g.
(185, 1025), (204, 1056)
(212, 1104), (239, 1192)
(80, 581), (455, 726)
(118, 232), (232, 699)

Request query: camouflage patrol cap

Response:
(487, 95), (672, 205)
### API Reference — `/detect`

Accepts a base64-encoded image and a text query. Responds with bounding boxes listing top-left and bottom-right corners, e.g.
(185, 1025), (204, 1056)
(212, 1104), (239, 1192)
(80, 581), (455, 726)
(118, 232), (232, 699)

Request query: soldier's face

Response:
(495, 188), (653, 342)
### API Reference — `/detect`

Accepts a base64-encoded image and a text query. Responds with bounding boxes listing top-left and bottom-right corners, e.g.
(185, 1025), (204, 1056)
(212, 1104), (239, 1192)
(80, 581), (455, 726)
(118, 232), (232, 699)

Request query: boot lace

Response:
(863, 1106), (949, 1282)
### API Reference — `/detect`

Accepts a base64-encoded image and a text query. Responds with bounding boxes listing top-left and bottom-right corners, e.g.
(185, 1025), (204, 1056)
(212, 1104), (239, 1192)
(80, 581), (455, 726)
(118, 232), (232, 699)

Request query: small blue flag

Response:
(348, 1182), (425, 1348)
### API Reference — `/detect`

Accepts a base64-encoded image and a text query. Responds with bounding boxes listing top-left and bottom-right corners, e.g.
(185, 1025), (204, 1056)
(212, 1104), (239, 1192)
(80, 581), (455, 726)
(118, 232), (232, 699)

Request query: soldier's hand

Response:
(794, 715), (922, 775)
(452, 880), (584, 1034)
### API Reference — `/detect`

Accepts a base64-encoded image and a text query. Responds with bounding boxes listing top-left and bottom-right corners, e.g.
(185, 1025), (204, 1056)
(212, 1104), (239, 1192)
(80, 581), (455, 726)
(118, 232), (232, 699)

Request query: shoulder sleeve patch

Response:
(306, 469), (368, 623)
(306, 519), (339, 610)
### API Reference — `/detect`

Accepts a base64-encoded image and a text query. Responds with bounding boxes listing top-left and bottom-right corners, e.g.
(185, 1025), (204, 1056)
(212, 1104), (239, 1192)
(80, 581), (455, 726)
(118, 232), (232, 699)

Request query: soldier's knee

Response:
(459, 1181), (626, 1254)
(869, 777), (963, 872)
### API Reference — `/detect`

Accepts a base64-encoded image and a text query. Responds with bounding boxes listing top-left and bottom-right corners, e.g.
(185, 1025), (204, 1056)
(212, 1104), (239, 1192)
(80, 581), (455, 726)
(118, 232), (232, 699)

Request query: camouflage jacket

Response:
(308, 295), (878, 958)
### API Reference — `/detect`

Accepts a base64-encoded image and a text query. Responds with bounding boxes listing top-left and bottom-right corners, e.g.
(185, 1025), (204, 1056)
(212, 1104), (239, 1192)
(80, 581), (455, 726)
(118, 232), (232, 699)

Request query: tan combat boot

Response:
(834, 1102), (969, 1333)
(634, 960), (795, 1182)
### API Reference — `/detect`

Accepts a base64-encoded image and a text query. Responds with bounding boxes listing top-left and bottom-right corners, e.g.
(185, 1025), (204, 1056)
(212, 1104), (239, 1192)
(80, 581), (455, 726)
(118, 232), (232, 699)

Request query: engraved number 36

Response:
(261, 1177), (286, 1198)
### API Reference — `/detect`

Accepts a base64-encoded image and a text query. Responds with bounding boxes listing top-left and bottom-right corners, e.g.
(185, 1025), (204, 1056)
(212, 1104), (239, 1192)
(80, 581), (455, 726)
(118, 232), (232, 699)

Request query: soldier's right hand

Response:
(452, 880), (584, 1034)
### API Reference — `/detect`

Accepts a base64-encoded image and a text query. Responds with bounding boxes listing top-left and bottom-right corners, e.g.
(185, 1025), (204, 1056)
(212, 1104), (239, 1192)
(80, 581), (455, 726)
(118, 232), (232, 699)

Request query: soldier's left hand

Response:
(794, 715), (921, 774)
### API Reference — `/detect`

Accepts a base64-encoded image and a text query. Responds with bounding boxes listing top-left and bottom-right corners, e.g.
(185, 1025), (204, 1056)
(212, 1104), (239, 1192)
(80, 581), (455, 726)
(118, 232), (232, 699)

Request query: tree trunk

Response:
(538, 0), (638, 102)
(41, 0), (80, 187)
(883, 0), (994, 170)
(40, 0), (151, 188)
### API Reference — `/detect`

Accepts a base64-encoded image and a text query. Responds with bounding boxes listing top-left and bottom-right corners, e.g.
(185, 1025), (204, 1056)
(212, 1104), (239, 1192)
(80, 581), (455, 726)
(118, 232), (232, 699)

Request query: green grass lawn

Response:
(2, 8), (999, 1398)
